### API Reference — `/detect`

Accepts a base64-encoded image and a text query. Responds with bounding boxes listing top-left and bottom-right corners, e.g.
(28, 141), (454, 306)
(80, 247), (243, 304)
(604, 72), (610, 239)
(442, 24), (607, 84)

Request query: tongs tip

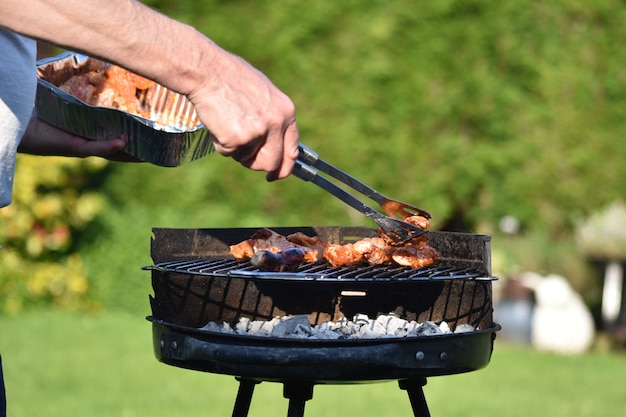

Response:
(294, 143), (433, 243)
(381, 201), (432, 221)
(375, 215), (430, 245)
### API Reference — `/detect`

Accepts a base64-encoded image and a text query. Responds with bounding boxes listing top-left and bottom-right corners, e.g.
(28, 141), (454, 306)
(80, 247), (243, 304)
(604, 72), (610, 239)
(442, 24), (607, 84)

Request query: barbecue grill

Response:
(145, 226), (500, 417)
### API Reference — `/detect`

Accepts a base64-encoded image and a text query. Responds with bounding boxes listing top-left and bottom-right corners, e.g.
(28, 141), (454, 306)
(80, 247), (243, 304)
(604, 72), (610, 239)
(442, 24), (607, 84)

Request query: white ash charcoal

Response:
(271, 315), (311, 337)
(352, 313), (370, 326)
(287, 327), (313, 339)
(314, 321), (334, 332)
(406, 321), (425, 336)
(328, 317), (362, 338)
(439, 321), (451, 334)
(376, 315), (410, 335)
(319, 317), (351, 336)
(222, 322), (234, 333)
(247, 320), (267, 336)
(454, 324), (476, 334)
(394, 326), (410, 337)
(335, 317), (349, 327)
(201, 321), (227, 333)
(404, 321), (421, 335)
(415, 321), (444, 336)
(312, 321), (346, 339)
(330, 321), (360, 338)
(293, 323), (314, 338)
(358, 318), (386, 338)
(235, 317), (251, 335)
(313, 329), (344, 340)
(247, 317), (281, 336)
(263, 317), (283, 334)
(200, 313), (477, 339)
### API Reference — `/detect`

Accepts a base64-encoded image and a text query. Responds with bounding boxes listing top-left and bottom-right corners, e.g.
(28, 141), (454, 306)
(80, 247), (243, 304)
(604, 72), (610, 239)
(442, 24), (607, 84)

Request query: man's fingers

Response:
(266, 123), (299, 181)
(229, 137), (263, 164)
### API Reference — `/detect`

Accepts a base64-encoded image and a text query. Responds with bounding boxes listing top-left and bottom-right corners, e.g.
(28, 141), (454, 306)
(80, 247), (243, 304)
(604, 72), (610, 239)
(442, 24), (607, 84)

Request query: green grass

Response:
(1, 310), (625, 417)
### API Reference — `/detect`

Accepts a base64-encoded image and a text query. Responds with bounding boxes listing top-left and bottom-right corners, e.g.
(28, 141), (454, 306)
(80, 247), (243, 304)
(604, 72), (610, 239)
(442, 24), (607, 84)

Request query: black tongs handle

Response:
(292, 161), (383, 220)
(297, 143), (385, 205)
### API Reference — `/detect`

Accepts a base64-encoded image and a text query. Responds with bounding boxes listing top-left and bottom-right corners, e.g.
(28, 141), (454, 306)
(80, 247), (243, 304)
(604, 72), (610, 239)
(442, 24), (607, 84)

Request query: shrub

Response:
(0, 155), (110, 313)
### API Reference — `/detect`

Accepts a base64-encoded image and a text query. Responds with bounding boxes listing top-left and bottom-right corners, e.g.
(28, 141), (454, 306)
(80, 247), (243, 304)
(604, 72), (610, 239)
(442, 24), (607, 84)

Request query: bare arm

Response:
(1, 0), (299, 180)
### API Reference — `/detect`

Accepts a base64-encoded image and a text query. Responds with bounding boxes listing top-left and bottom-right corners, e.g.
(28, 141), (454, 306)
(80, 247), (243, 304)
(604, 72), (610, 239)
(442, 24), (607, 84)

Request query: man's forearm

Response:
(0, 0), (214, 96)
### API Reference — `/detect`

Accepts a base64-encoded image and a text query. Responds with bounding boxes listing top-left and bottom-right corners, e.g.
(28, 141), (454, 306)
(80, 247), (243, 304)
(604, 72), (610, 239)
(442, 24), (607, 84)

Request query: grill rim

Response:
(150, 317), (500, 382)
(146, 258), (498, 283)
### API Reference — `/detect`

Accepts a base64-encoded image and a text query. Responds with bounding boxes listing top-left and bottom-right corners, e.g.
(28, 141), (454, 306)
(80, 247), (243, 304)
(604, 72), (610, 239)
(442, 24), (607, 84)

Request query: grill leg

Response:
(399, 378), (430, 417)
(232, 378), (259, 417)
(283, 382), (314, 417)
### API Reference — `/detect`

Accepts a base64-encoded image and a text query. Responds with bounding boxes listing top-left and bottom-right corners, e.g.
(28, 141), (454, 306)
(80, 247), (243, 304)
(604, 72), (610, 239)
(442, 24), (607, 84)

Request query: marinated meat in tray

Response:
(58, 65), (155, 118)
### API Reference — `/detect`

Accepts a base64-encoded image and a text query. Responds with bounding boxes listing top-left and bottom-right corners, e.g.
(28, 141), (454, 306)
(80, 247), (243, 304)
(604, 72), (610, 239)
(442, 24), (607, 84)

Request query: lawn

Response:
(1, 310), (625, 417)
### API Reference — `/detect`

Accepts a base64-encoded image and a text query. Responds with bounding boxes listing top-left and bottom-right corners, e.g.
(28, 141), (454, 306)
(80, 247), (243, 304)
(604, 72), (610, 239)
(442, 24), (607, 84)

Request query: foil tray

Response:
(36, 52), (214, 167)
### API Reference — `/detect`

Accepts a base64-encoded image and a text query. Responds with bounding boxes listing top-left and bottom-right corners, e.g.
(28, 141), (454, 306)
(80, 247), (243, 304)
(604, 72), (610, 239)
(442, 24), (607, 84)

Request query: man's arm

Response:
(0, 0), (299, 180)
(0, 0), (211, 95)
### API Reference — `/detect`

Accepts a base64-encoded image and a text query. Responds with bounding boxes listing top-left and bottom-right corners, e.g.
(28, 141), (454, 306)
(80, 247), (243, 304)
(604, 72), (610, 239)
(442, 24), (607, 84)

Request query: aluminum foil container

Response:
(36, 52), (214, 167)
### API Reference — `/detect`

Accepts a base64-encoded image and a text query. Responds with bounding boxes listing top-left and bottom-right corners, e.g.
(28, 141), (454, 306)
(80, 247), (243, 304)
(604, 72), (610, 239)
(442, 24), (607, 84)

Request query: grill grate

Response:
(149, 258), (496, 282)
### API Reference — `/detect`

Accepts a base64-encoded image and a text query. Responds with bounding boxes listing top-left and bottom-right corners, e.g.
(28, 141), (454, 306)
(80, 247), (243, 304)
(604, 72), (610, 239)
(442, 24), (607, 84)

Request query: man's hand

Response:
(187, 50), (300, 182)
(18, 109), (138, 161)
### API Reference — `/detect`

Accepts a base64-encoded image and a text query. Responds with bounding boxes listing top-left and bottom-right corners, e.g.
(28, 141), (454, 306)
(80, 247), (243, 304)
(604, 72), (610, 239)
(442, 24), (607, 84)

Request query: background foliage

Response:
(0, 156), (109, 312)
(2, 0), (626, 314)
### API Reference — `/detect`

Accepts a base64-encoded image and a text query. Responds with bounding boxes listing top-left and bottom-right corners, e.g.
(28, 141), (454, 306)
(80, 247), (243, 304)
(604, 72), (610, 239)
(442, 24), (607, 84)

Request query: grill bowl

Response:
(148, 227), (495, 331)
(146, 226), (500, 382)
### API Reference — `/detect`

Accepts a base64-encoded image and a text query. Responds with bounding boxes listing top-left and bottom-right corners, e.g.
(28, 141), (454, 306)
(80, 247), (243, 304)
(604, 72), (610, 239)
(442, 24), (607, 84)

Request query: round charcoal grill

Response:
(146, 226), (500, 417)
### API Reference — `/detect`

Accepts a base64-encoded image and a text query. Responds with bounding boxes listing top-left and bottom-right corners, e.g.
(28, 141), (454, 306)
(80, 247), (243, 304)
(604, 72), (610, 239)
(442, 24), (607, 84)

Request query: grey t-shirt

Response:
(0, 28), (37, 207)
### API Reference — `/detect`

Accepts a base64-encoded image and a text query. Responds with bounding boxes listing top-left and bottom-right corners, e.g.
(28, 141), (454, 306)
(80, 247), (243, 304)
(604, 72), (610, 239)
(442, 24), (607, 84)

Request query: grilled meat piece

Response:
(230, 228), (323, 263)
(250, 248), (306, 272)
(404, 215), (430, 230)
(391, 245), (440, 269)
(286, 232), (327, 262)
(344, 237), (394, 265)
(326, 236), (438, 268)
(379, 215), (431, 245)
(323, 243), (366, 267)
(230, 222), (439, 270)
(352, 237), (394, 264)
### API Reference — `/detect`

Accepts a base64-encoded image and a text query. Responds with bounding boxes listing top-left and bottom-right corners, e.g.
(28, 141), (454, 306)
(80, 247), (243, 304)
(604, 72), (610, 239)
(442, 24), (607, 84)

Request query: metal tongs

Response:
(292, 143), (431, 244)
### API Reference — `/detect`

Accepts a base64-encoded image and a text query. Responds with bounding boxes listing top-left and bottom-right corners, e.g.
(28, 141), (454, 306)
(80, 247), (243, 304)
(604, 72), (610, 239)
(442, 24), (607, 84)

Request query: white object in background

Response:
(602, 261), (623, 324)
(521, 273), (595, 355)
